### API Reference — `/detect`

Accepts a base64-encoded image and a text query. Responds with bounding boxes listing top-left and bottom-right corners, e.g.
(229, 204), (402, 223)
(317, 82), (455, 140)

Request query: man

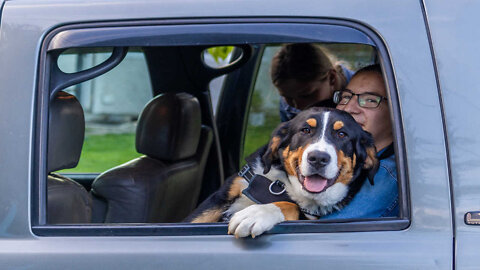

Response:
(323, 64), (398, 218)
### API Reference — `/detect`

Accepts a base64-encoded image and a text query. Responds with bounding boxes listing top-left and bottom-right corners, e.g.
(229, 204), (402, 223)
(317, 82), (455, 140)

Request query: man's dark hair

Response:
(353, 64), (382, 78)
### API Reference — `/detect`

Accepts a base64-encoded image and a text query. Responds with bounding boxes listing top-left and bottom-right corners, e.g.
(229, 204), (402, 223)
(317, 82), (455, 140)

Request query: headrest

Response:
(47, 91), (85, 173)
(136, 93), (201, 161)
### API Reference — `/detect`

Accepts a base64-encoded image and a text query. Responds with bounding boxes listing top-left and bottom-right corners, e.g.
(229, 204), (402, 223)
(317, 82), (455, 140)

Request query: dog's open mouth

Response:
(297, 169), (338, 193)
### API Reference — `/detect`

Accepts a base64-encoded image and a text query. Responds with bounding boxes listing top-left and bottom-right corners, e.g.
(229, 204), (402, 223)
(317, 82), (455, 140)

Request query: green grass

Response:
(242, 113), (280, 163)
(60, 133), (140, 173)
(59, 114), (279, 173)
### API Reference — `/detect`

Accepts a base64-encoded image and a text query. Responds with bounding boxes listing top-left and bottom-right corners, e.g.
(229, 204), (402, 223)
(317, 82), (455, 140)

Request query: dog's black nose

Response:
(307, 151), (331, 167)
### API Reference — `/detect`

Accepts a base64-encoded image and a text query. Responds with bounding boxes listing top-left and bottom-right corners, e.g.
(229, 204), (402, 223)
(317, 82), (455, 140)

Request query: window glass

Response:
(58, 48), (153, 173)
(242, 46), (281, 161)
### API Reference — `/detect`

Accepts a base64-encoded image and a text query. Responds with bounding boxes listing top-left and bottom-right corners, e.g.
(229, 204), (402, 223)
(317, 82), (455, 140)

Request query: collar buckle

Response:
(238, 164), (255, 181)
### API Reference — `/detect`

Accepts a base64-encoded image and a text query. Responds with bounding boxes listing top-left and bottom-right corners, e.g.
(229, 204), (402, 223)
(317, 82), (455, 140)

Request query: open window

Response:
(33, 19), (408, 236)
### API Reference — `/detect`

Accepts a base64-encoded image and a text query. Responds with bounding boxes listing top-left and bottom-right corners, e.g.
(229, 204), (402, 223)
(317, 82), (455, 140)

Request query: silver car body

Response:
(0, 0), (477, 269)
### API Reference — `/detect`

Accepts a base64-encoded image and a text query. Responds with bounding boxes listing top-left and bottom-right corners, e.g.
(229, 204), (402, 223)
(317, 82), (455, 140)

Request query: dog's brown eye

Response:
(337, 131), (347, 138)
(301, 127), (311, 134)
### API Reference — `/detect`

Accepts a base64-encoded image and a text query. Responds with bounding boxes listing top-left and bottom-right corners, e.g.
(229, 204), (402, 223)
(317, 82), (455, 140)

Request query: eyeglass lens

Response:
(337, 91), (382, 108)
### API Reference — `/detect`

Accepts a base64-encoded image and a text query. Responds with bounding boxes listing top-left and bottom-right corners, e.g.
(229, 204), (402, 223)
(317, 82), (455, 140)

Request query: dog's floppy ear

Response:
(355, 131), (379, 185)
(262, 121), (290, 174)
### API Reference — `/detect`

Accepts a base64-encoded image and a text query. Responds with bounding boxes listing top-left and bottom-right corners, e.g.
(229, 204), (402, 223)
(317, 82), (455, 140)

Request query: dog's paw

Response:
(228, 204), (285, 238)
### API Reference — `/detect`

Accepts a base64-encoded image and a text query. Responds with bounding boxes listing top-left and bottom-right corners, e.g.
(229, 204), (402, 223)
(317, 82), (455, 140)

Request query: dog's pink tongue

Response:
(304, 175), (328, 193)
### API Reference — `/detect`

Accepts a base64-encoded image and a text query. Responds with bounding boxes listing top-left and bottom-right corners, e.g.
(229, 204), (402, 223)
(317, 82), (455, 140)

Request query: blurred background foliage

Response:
(208, 46), (234, 63)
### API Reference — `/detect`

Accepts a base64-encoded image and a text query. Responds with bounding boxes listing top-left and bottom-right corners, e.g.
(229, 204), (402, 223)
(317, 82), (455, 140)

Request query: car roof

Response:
(4, 0), (421, 21)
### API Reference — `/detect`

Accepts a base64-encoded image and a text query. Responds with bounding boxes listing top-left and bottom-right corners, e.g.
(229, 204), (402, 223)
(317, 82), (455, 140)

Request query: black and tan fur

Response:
(186, 107), (378, 238)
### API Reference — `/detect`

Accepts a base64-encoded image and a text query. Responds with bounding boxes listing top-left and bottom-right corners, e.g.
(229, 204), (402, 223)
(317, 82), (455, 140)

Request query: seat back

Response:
(90, 92), (212, 223)
(47, 91), (92, 224)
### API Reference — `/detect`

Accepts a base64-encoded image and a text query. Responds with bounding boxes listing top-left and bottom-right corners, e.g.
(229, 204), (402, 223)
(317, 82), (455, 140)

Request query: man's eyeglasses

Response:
(333, 89), (387, 108)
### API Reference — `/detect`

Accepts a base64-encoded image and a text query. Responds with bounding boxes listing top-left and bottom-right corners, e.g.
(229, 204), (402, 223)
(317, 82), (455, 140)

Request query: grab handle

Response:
(49, 47), (128, 100)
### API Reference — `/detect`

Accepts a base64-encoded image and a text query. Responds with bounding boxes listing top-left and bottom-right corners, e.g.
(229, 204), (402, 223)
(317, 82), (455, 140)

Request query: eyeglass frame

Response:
(333, 89), (388, 108)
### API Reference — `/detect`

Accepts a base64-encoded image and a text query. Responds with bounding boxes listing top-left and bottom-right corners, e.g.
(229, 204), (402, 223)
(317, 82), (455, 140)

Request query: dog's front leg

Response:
(228, 201), (299, 238)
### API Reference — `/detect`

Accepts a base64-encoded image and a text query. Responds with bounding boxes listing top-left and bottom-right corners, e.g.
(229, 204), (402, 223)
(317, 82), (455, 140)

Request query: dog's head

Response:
(262, 107), (378, 197)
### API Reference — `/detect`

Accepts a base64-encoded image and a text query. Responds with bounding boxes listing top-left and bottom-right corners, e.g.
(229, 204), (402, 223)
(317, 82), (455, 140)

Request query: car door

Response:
(424, 1), (480, 269)
(0, 0), (452, 269)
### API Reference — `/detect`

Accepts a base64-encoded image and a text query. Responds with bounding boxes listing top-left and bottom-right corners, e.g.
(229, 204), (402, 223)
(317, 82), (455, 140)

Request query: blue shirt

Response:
(321, 146), (399, 219)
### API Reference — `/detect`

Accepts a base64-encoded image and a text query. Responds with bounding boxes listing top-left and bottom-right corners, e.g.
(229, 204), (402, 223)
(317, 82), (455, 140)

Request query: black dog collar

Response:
(239, 163), (295, 204)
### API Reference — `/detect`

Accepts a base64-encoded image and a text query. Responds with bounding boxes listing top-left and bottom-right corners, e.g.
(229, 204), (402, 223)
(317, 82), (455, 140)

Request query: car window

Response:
(36, 21), (407, 236)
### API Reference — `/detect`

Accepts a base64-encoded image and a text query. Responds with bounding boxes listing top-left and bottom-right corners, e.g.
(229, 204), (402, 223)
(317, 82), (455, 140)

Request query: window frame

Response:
(33, 18), (409, 236)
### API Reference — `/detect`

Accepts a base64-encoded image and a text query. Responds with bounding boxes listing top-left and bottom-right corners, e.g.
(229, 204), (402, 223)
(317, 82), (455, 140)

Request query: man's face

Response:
(336, 71), (393, 151)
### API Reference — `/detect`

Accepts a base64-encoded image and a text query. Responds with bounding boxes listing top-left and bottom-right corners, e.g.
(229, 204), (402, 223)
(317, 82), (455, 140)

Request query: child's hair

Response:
(270, 43), (347, 89)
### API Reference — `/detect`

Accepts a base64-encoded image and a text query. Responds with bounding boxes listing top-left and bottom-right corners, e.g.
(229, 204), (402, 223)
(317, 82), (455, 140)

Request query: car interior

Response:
(45, 42), (378, 225)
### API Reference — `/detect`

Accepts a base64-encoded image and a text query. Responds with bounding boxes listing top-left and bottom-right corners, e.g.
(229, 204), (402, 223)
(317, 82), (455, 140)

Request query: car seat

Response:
(90, 92), (212, 223)
(47, 91), (92, 224)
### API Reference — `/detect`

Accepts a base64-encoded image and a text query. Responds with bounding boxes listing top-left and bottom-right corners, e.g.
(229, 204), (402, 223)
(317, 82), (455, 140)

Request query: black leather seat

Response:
(47, 91), (92, 224)
(90, 92), (212, 223)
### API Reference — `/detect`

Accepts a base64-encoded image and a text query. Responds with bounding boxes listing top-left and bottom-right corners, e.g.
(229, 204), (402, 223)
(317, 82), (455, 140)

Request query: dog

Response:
(186, 107), (379, 238)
